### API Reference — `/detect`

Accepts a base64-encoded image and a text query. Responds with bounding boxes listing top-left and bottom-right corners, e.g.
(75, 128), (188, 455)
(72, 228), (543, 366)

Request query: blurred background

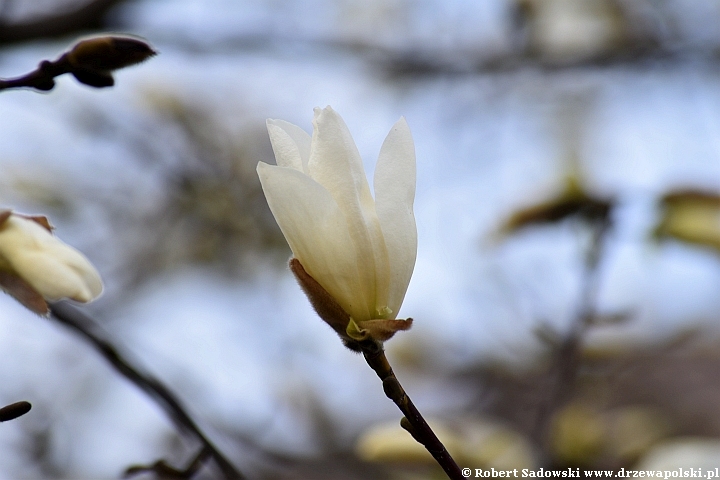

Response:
(2, 0), (720, 478)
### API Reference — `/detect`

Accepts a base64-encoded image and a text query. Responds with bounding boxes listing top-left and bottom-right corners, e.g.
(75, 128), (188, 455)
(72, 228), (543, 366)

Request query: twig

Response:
(48, 301), (245, 479)
(360, 343), (463, 480)
(124, 446), (211, 479)
(0, 58), (70, 91)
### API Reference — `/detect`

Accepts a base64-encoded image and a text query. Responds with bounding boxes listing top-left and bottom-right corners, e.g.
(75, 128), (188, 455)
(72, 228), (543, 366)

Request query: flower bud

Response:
(258, 107), (417, 347)
(0, 211), (103, 314)
(67, 35), (156, 72)
(71, 69), (115, 88)
(65, 35), (155, 88)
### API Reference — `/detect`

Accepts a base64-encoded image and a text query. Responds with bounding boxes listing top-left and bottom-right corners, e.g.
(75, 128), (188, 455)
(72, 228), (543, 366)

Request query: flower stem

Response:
(361, 345), (463, 480)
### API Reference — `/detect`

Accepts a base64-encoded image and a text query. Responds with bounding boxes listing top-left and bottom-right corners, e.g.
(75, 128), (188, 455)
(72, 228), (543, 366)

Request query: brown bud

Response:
(71, 69), (115, 88)
(399, 416), (421, 442)
(0, 401), (31, 422)
(67, 35), (156, 73)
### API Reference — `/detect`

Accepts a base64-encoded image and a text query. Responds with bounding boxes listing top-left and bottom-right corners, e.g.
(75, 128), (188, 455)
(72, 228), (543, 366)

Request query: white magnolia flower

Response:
(0, 211), (102, 313)
(257, 106), (416, 344)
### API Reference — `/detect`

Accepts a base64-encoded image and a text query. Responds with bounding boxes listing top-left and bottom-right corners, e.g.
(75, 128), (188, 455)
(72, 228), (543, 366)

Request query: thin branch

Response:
(48, 301), (245, 480)
(361, 344), (463, 480)
(0, 58), (70, 91)
(125, 446), (212, 479)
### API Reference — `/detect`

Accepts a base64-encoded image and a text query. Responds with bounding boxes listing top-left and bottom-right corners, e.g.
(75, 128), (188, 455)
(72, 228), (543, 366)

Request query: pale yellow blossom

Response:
(257, 107), (416, 343)
(0, 211), (102, 313)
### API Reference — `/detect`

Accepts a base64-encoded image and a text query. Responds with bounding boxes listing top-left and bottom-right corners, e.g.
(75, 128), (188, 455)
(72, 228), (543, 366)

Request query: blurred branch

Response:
(361, 344), (463, 480)
(531, 212), (613, 456)
(125, 447), (211, 479)
(48, 302), (245, 480)
(0, 0), (126, 44)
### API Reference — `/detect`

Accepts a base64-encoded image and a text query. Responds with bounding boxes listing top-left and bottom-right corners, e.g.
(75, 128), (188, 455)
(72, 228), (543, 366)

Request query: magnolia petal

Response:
(10, 251), (100, 302)
(308, 106), (390, 316)
(0, 216), (102, 302)
(257, 162), (371, 320)
(374, 117), (417, 316)
(266, 119), (312, 173)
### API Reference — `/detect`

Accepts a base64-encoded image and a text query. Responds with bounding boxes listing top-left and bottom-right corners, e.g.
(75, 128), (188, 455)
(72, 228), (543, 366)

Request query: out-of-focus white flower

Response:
(0, 210), (102, 314)
(257, 106), (416, 346)
(356, 417), (537, 470)
(517, 0), (629, 65)
(356, 419), (461, 465)
(637, 438), (720, 470)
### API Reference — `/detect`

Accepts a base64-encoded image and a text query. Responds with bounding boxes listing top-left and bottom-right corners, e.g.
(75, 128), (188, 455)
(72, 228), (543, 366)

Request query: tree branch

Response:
(48, 301), (245, 480)
(531, 213), (613, 453)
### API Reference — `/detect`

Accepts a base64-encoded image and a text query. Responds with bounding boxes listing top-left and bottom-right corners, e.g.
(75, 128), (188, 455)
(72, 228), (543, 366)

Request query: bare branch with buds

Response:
(0, 35), (155, 92)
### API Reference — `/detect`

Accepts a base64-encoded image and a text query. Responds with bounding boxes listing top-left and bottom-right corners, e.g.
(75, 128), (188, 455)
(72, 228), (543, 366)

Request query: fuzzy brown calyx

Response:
(0, 270), (48, 315)
(289, 258), (412, 351)
(347, 317), (413, 344)
(290, 258), (352, 341)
